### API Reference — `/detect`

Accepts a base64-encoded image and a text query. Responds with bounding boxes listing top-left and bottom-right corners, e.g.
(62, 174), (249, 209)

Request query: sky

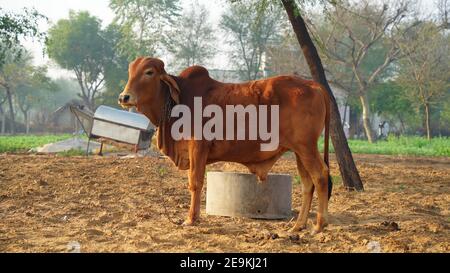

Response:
(0, 0), (440, 78)
(0, 0), (229, 77)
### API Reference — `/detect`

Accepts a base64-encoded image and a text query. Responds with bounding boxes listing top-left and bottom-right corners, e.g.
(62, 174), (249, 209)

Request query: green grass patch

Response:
(0, 134), (449, 157)
(0, 134), (73, 153)
(318, 135), (450, 157)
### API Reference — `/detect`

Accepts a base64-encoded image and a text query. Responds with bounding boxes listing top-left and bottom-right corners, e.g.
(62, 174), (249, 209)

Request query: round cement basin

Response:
(206, 172), (292, 219)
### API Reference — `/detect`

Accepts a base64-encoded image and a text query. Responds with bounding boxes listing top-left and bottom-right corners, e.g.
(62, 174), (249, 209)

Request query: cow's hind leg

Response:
(289, 154), (314, 232)
(183, 142), (209, 226)
(294, 145), (330, 233)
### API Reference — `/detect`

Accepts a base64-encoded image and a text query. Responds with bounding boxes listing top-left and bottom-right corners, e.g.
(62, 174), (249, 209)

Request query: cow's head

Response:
(118, 57), (180, 124)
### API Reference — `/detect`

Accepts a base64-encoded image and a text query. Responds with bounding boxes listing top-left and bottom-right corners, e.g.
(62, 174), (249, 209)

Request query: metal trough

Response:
(206, 172), (292, 219)
(70, 105), (155, 154)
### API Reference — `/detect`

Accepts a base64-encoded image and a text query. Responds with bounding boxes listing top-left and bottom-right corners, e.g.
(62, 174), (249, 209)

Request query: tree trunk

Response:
(24, 111), (29, 134)
(0, 106), (5, 134)
(359, 94), (375, 143)
(348, 111), (355, 138)
(399, 117), (406, 135)
(1, 114), (5, 134)
(424, 103), (431, 140)
(5, 86), (15, 134)
(281, 0), (364, 191)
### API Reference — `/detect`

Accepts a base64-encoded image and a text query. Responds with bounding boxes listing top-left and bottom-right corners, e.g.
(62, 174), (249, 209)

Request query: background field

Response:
(1, 134), (449, 157)
(0, 135), (72, 153)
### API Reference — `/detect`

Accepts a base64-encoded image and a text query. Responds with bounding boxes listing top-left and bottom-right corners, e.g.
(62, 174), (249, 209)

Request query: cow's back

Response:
(168, 67), (327, 169)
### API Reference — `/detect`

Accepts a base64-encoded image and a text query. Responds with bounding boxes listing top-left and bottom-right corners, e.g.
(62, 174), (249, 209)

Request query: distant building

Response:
(49, 100), (89, 133)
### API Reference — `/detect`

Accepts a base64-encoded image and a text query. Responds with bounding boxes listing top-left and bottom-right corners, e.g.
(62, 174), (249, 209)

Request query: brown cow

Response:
(119, 57), (332, 233)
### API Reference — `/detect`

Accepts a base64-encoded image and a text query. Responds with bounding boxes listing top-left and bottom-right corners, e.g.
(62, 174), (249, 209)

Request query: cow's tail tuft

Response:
(328, 171), (333, 200)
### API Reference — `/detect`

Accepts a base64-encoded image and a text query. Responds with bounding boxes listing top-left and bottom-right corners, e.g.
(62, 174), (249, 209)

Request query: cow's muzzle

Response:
(118, 94), (131, 104)
(118, 93), (137, 108)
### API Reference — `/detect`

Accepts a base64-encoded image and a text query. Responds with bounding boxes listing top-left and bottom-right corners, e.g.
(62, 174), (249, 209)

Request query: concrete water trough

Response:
(206, 172), (292, 220)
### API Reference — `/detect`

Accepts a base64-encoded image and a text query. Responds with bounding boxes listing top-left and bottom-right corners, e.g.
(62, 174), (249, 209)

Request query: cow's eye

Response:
(146, 70), (154, 76)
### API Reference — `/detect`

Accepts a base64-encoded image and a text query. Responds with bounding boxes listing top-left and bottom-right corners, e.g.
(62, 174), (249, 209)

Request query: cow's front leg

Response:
(183, 142), (209, 226)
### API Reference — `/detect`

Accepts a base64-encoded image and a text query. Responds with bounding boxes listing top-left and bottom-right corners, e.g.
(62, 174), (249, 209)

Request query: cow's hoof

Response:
(311, 219), (328, 234)
(288, 225), (306, 233)
(182, 219), (198, 226)
(311, 225), (324, 235)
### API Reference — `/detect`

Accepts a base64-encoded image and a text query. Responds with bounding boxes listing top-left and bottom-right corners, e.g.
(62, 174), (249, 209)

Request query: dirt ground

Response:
(0, 153), (448, 253)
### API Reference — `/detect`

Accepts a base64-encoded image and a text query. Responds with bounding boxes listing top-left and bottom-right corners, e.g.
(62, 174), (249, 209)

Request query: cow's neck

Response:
(140, 75), (189, 170)
(137, 101), (163, 127)
(137, 77), (179, 128)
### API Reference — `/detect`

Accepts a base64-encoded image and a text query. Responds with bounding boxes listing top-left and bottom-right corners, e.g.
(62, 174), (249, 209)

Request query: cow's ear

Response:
(160, 74), (181, 104)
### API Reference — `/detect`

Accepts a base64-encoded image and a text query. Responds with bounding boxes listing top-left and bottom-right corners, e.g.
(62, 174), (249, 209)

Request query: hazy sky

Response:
(0, 0), (228, 77)
(0, 0), (439, 77)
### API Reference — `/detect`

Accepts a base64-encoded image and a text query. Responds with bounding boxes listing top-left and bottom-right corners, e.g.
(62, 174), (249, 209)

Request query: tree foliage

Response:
(0, 8), (47, 68)
(46, 11), (114, 110)
(109, 0), (181, 57)
(221, 0), (284, 80)
(99, 23), (132, 108)
(395, 21), (450, 139)
(164, 1), (216, 72)
(307, 0), (417, 142)
(0, 49), (58, 133)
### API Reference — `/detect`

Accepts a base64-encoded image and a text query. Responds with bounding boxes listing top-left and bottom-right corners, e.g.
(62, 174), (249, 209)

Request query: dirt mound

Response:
(0, 153), (448, 252)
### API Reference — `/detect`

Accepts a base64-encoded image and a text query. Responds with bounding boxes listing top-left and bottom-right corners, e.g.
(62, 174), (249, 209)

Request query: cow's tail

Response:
(319, 84), (333, 200)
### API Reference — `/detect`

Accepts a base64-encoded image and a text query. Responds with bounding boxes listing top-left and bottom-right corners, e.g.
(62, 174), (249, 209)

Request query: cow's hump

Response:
(179, 66), (210, 80)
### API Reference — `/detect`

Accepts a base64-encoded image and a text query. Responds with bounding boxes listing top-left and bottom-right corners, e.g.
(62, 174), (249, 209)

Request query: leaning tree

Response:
(280, 0), (364, 190)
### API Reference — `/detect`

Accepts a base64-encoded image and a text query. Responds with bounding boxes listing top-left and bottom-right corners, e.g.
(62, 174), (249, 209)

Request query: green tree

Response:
(440, 92), (450, 135)
(50, 78), (81, 108)
(164, 1), (216, 72)
(307, 0), (416, 142)
(15, 65), (55, 134)
(99, 23), (131, 108)
(0, 8), (46, 134)
(0, 47), (32, 133)
(109, 0), (180, 57)
(0, 8), (46, 68)
(396, 22), (450, 139)
(221, 0), (284, 80)
(46, 11), (114, 111)
(0, 49), (55, 134)
(369, 81), (419, 134)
